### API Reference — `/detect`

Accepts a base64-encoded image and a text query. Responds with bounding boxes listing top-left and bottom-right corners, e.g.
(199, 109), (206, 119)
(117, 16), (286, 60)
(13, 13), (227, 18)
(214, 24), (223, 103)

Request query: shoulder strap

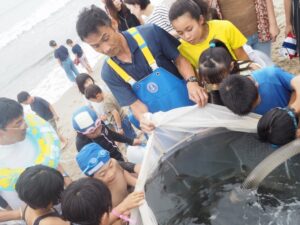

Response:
(107, 27), (158, 85)
(33, 211), (60, 225)
(127, 27), (157, 70)
(106, 58), (136, 85)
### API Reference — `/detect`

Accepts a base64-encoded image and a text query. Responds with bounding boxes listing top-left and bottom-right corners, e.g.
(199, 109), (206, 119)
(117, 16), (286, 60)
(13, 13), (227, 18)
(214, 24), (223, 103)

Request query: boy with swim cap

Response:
(76, 143), (137, 207)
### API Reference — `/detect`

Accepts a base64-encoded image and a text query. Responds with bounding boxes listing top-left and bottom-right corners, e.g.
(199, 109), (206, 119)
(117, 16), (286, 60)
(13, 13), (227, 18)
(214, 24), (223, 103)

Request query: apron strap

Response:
(107, 27), (158, 85)
(106, 58), (136, 85)
(127, 27), (158, 70)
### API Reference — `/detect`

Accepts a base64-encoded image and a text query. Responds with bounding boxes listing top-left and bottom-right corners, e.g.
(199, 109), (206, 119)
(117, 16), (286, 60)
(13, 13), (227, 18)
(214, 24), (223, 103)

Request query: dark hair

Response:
(66, 39), (73, 45)
(17, 91), (31, 104)
(0, 98), (24, 130)
(169, 0), (208, 22)
(199, 46), (233, 84)
(49, 40), (57, 47)
(76, 5), (112, 41)
(124, 0), (150, 10)
(75, 73), (95, 94)
(257, 107), (298, 146)
(61, 178), (112, 225)
(105, 0), (131, 23)
(85, 84), (103, 99)
(219, 74), (258, 115)
(15, 165), (64, 209)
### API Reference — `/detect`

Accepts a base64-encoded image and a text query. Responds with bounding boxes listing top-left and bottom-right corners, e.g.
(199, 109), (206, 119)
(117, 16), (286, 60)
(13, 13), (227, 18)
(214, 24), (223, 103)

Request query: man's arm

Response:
(130, 99), (155, 133)
(266, 0), (280, 42)
(284, 0), (294, 36)
(174, 55), (208, 107)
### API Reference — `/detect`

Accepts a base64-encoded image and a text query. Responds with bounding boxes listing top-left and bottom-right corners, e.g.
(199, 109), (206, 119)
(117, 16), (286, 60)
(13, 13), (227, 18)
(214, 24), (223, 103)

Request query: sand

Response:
(55, 1), (300, 180)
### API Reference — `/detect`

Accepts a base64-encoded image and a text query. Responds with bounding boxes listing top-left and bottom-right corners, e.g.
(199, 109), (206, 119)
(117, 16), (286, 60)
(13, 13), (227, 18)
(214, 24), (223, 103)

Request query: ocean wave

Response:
(0, 0), (72, 49)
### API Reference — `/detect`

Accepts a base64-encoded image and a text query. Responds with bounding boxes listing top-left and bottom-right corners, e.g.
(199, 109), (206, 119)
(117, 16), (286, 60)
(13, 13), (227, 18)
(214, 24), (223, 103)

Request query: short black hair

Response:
(17, 91), (30, 103)
(15, 165), (64, 209)
(169, 0), (208, 22)
(66, 39), (73, 45)
(257, 107), (298, 146)
(61, 178), (112, 225)
(76, 5), (112, 41)
(75, 73), (95, 94)
(124, 0), (150, 10)
(85, 84), (103, 99)
(49, 40), (57, 47)
(0, 98), (24, 130)
(219, 74), (258, 115)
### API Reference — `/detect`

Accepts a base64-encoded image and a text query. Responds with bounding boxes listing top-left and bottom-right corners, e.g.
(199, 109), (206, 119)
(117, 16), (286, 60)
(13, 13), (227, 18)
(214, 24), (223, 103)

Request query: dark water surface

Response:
(145, 128), (300, 225)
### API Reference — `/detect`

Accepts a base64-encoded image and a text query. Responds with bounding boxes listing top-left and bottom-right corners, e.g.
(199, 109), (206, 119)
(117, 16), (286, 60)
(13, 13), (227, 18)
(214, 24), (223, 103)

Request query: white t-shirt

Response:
(0, 137), (36, 210)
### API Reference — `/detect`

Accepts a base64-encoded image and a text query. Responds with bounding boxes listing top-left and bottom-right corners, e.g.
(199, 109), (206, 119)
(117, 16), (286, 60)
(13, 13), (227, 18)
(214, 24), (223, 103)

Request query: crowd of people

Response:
(0, 0), (299, 225)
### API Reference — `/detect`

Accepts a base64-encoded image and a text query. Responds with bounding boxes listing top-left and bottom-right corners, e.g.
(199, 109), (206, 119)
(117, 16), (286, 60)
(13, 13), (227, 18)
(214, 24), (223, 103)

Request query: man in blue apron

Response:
(76, 5), (208, 132)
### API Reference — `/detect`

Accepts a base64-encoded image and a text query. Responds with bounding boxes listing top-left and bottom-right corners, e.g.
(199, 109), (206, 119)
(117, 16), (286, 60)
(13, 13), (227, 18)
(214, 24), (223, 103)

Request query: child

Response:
(76, 143), (137, 207)
(15, 165), (70, 225)
(85, 84), (137, 139)
(75, 73), (95, 96)
(219, 67), (300, 115)
(17, 91), (68, 148)
(66, 39), (93, 74)
(61, 177), (144, 225)
(198, 40), (260, 105)
(168, 0), (249, 69)
(257, 107), (300, 146)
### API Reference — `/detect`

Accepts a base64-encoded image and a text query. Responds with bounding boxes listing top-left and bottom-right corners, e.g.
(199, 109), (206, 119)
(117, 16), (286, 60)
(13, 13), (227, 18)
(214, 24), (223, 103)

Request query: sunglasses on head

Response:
(81, 118), (102, 135)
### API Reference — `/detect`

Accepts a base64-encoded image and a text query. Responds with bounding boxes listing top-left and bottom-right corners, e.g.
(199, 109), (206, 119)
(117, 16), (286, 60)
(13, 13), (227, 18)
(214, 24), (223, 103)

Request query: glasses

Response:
(81, 118), (102, 135)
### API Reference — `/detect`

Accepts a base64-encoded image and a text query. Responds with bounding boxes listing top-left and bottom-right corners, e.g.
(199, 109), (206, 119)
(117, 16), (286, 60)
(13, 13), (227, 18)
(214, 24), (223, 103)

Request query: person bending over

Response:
(61, 178), (144, 225)
(219, 67), (300, 115)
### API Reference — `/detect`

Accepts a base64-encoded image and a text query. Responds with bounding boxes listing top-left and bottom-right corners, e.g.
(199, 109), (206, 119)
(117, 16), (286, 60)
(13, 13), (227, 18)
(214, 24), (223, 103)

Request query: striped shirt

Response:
(144, 6), (173, 33)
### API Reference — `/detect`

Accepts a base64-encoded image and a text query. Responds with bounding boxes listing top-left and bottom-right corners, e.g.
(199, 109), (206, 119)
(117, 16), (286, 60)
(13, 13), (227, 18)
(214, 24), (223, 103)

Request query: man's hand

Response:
(140, 114), (155, 133)
(187, 82), (208, 107)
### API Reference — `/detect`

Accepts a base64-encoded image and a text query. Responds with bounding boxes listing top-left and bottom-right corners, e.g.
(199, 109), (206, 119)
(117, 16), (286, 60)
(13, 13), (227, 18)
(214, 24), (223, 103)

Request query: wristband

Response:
(112, 209), (136, 224)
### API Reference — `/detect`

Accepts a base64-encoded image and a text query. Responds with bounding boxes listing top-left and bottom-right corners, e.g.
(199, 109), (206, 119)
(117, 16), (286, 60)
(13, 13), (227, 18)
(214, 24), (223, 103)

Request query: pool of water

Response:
(145, 128), (300, 225)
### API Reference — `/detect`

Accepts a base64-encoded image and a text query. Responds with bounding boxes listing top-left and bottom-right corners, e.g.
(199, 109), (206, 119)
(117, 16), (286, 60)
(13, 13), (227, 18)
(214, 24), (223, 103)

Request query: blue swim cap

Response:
(76, 143), (110, 176)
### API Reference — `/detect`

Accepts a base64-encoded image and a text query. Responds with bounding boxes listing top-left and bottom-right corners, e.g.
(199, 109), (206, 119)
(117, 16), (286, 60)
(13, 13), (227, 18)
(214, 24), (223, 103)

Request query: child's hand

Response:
(118, 191), (145, 212)
(132, 138), (142, 146)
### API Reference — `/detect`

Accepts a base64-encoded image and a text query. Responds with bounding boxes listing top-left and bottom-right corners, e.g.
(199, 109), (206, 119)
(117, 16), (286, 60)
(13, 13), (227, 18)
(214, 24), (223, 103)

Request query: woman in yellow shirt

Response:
(168, 0), (249, 69)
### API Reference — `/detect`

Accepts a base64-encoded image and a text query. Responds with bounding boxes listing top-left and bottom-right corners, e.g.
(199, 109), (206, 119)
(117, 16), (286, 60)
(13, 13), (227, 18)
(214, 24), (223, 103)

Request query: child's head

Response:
(61, 177), (112, 225)
(169, 0), (208, 44)
(219, 74), (259, 115)
(257, 107), (299, 146)
(17, 91), (32, 105)
(76, 143), (118, 185)
(75, 73), (95, 94)
(49, 40), (57, 48)
(15, 165), (64, 209)
(199, 42), (233, 84)
(66, 39), (73, 46)
(85, 84), (104, 102)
